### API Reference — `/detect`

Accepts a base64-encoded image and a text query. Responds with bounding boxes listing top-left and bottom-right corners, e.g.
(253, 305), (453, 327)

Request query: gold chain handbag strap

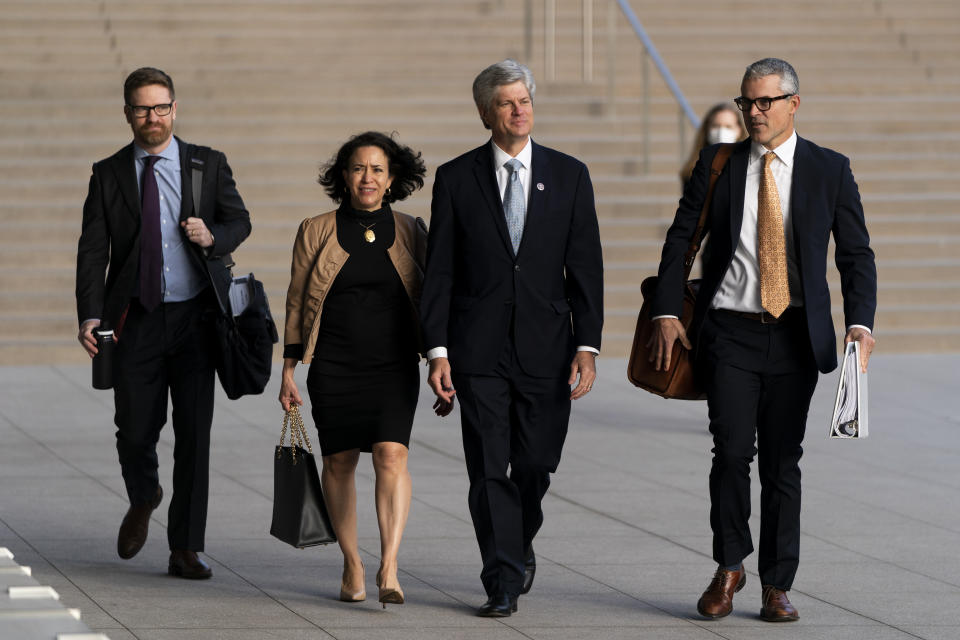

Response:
(277, 405), (313, 465)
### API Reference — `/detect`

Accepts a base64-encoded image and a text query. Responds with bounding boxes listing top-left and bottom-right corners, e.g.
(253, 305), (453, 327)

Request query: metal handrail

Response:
(615, 0), (699, 129)
(532, 0), (701, 173)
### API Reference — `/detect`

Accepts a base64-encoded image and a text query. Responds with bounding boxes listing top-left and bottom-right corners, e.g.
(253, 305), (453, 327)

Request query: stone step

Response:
(9, 213), (955, 248)
(8, 111), (960, 139)
(605, 282), (960, 309)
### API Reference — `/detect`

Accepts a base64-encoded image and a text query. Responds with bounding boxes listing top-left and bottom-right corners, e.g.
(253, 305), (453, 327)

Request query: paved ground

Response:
(1, 355), (958, 639)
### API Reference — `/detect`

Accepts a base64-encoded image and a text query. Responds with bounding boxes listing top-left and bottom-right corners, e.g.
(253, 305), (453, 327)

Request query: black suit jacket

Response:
(76, 136), (251, 328)
(652, 136), (876, 374)
(420, 140), (604, 378)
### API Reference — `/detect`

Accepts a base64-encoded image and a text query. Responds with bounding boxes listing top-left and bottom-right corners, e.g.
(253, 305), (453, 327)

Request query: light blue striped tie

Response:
(503, 158), (525, 254)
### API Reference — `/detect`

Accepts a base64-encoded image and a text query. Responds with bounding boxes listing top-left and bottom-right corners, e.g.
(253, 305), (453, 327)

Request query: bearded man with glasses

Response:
(648, 58), (876, 622)
(76, 67), (251, 579)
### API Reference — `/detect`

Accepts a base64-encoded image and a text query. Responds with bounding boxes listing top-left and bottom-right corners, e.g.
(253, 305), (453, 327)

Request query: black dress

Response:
(290, 204), (420, 456)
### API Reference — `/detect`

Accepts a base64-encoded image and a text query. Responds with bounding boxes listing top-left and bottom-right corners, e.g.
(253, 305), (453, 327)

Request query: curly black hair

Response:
(319, 131), (426, 204)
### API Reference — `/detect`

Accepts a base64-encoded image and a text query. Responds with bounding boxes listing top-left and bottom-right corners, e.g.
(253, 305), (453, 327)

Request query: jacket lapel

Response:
(726, 140), (750, 244)
(111, 143), (141, 225)
(790, 136), (811, 264)
(472, 143), (514, 255)
(519, 141), (548, 258)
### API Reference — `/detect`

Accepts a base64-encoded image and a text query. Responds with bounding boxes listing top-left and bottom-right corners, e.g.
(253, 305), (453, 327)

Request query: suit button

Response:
(514, 265), (520, 271)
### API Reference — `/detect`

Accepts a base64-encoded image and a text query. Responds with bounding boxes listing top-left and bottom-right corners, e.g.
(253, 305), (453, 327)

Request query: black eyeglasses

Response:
(127, 103), (173, 117)
(733, 94), (793, 112)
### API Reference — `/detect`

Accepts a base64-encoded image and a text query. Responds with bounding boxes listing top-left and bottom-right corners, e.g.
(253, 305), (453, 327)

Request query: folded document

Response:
(829, 340), (868, 439)
(228, 275), (254, 317)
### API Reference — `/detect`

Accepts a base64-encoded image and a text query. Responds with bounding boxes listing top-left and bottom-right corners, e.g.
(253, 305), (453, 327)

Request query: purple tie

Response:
(139, 155), (162, 311)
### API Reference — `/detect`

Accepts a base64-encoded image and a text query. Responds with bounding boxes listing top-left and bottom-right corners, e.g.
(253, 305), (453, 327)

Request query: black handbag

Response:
(270, 406), (337, 548)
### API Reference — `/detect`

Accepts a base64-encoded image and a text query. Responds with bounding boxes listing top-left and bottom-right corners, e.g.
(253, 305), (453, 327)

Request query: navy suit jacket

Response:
(651, 136), (876, 374)
(420, 140), (604, 377)
(76, 136), (251, 329)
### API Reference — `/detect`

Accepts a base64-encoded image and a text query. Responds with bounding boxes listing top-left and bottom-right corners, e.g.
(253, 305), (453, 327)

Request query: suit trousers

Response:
(113, 293), (216, 551)
(452, 338), (571, 597)
(698, 308), (819, 590)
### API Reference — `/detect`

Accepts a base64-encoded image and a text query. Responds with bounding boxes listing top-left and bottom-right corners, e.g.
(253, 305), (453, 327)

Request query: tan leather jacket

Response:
(283, 209), (427, 364)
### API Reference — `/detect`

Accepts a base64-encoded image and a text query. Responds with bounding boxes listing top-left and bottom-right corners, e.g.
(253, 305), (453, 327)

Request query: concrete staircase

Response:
(1, 0), (957, 364)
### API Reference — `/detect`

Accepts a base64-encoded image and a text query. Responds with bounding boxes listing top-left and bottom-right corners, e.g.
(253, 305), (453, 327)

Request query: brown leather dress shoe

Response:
(760, 585), (799, 622)
(168, 550), (213, 580)
(117, 486), (163, 559)
(696, 565), (746, 619)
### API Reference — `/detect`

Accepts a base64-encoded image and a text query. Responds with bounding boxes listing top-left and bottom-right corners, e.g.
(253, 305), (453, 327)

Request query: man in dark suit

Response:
(421, 59), (604, 617)
(649, 58), (876, 622)
(76, 67), (250, 579)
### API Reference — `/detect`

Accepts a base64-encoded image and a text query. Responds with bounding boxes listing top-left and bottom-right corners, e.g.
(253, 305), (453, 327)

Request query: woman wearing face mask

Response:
(679, 103), (746, 186)
(279, 131), (452, 608)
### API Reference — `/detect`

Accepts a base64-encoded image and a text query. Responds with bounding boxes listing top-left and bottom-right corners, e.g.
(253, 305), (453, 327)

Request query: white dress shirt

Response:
(711, 131), (801, 312)
(426, 138), (598, 360)
(492, 137), (533, 205)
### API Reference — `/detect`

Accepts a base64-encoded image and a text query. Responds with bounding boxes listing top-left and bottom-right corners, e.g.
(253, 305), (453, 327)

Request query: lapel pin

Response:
(536, 183), (544, 191)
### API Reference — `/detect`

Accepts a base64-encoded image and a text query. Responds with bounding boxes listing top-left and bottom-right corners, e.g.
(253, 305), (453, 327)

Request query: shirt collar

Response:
(134, 136), (180, 165)
(750, 130), (797, 169)
(490, 137), (532, 171)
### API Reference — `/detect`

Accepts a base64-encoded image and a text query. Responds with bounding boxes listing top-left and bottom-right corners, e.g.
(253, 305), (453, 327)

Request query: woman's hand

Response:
(279, 358), (303, 412)
(279, 377), (303, 412)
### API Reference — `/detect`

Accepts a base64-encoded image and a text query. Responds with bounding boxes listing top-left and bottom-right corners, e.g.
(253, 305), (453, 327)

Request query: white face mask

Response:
(707, 127), (739, 145)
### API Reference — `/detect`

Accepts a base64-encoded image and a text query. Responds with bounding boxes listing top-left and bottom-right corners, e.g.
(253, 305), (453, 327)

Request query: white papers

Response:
(228, 275), (253, 317)
(829, 341), (869, 439)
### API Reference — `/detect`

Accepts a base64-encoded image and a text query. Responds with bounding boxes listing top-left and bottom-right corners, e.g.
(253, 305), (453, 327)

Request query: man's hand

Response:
(78, 319), (101, 358)
(428, 357), (456, 404)
(181, 217), (214, 248)
(646, 317), (692, 371)
(568, 351), (597, 400)
(433, 397), (455, 417)
(844, 327), (876, 373)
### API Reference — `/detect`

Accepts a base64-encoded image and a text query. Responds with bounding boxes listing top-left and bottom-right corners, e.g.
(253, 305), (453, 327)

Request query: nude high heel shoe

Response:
(376, 568), (404, 608)
(339, 563), (366, 602)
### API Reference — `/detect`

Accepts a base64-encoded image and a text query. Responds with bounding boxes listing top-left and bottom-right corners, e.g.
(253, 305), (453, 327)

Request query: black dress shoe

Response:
(476, 593), (518, 617)
(168, 550), (212, 580)
(520, 546), (536, 595)
(117, 486), (163, 560)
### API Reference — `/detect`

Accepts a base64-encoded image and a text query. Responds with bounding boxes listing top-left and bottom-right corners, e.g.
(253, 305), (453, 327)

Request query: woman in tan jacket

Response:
(279, 131), (448, 607)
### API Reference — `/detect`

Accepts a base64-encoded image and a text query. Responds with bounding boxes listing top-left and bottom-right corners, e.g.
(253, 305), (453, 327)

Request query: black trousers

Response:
(698, 308), (819, 590)
(113, 294), (216, 551)
(452, 339), (571, 598)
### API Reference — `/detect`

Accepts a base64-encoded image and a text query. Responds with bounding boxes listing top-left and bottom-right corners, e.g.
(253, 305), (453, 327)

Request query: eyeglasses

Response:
(127, 103), (173, 117)
(733, 94), (793, 112)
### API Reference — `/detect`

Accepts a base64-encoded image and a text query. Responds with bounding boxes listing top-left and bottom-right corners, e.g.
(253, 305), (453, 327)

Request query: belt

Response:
(715, 307), (799, 324)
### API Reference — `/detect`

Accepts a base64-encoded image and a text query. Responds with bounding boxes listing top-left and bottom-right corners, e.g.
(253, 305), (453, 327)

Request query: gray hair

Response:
(743, 58), (799, 95)
(472, 59), (536, 126)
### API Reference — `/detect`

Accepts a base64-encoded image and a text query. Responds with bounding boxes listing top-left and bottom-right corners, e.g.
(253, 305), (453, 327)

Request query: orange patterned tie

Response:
(758, 151), (790, 318)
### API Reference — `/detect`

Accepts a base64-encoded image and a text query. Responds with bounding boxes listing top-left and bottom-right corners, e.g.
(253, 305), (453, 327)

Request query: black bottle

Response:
(92, 328), (115, 390)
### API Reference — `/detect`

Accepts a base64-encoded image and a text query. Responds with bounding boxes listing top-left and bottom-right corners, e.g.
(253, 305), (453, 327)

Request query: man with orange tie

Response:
(648, 58), (876, 622)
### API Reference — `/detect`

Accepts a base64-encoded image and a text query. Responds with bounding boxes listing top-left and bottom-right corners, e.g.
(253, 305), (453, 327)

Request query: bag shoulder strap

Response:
(682, 143), (735, 280)
(189, 147), (234, 317)
(189, 147), (235, 266)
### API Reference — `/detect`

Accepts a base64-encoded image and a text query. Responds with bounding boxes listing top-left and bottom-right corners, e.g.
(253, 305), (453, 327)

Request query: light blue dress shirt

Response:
(133, 138), (206, 303)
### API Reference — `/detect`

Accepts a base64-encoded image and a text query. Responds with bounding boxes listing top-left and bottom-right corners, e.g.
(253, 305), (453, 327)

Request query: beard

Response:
(133, 120), (172, 148)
